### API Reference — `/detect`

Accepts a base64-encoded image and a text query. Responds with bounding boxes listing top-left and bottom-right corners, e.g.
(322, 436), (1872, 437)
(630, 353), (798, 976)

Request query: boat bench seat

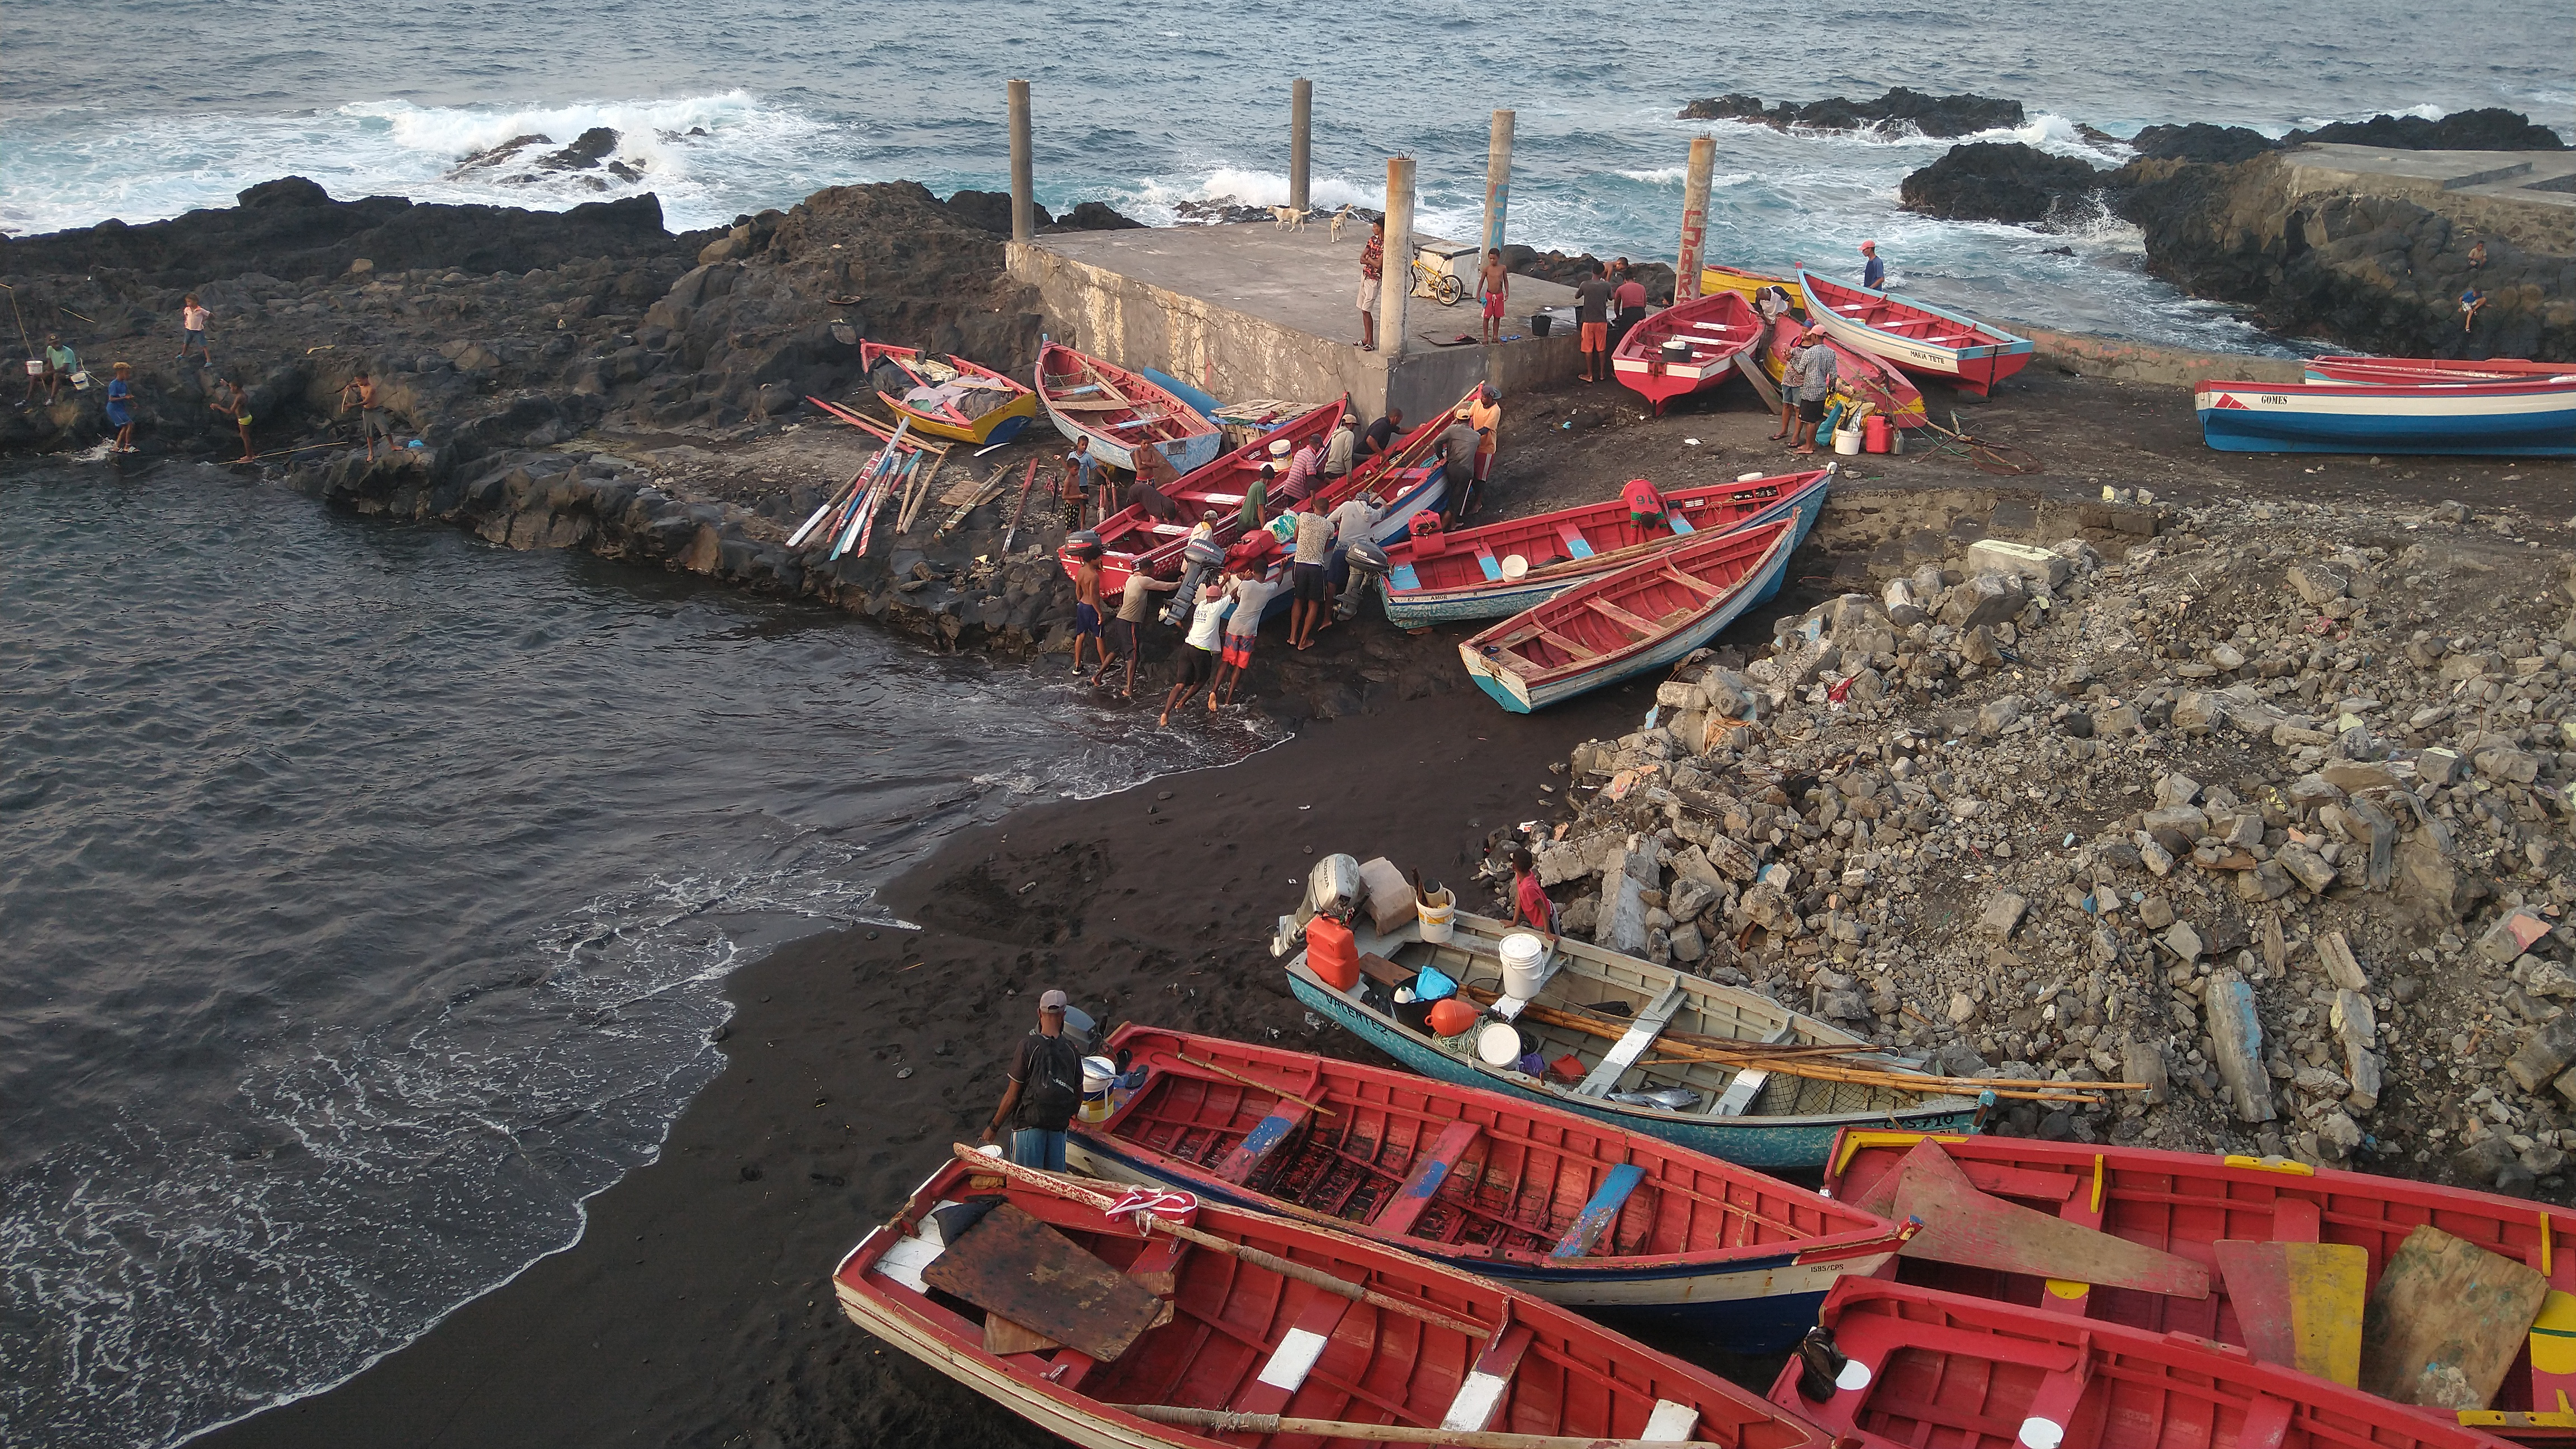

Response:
(1441, 1323), (1538, 1431)
(1370, 1121), (1483, 1238)
(1215, 1097), (1315, 1186)
(1550, 1163), (1648, 1258)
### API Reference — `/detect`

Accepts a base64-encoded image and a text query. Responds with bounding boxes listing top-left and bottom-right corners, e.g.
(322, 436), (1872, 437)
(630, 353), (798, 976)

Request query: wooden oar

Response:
(998, 459), (1043, 553)
(1172, 1052), (1337, 1117)
(1114, 1404), (1723, 1449)
(1464, 987), (2133, 1104)
(787, 465), (868, 548)
(951, 1145), (1485, 1338)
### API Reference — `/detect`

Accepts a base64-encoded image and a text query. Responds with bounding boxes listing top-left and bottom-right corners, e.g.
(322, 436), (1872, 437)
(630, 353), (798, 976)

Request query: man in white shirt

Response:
(1210, 564), (1282, 708)
(1159, 577), (1230, 726)
(1286, 498), (1335, 652)
(1322, 413), (1357, 481)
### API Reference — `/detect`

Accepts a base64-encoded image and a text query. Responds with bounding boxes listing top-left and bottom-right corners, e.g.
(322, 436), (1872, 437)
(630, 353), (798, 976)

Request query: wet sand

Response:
(197, 680), (1643, 1449)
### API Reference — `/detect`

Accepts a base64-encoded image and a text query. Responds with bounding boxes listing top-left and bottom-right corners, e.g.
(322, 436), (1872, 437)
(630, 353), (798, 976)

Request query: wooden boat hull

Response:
(835, 1155), (1836, 1449)
(1459, 523), (1792, 713)
(1284, 909), (1982, 1170)
(1760, 314), (1927, 430)
(1774, 1278), (2519, 1449)
(2195, 378), (2576, 456)
(1796, 269), (2035, 397)
(2307, 356), (2574, 384)
(1821, 1129), (2576, 1440)
(1611, 292), (1763, 414)
(1038, 343), (1223, 476)
(1379, 470), (1829, 629)
(860, 342), (1039, 445)
(1064, 1025), (1907, 1348)
(1699, 264), (1805, 312)
(1065, 401), (1343, 597)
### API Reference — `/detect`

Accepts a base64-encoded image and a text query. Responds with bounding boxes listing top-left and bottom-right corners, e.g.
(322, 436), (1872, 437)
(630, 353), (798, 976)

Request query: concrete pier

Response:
(1677, 136), (1713, 301)
(1379, 156), (1417, 359)
(1007, 80), (1034, 245)
(2279, 144), (2576, 254)
(1290, 80), (1312, 217)
(1007, 224), (1580, 424)
(1480, 111), (1514, 261)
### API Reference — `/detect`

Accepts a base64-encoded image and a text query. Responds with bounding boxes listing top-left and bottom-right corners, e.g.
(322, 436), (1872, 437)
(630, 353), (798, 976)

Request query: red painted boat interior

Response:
(1471, 521), (1787, 686)
(1389, 471), (1822, 596)
(839, 1159), (1827, 1449)
(1039, 344), (1216, 449)
(1764, 315), (1926, 423)
(2310, 357), (2576, 383)
(1613, 292), (1763, 411)
(1085, 401), (1341, 575)
(1095, 1027), (1883, 1267)
(1825, 1134), (2576, 1420)
(1786, 1280), (2509, 1449)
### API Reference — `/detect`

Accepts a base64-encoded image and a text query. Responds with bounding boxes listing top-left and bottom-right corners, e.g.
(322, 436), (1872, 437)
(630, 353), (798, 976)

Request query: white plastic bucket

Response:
(1499, 932), (1549, 1001)
(1832, 426), (1864, 456)
(1079, 1055), (1117, 1122)
(1476, 1020), (1524, 1067)
(1417, 886), (1456, 944)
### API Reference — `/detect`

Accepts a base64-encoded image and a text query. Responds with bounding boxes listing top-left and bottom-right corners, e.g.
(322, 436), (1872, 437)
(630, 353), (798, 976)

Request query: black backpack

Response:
(1021, 1033), (1084, 1130)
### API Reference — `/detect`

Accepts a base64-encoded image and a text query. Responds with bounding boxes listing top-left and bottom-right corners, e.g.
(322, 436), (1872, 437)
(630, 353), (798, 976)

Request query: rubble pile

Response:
(1520, 493), (2576, 1195)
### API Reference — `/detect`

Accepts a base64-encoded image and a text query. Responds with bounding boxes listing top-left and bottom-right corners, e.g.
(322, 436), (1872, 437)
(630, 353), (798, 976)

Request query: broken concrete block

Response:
(2395, 832), (2488, 923)
(2165, 921), (2205, 961)
(2141, 804), (2209, 850)
(2556, 1068), (2576, 1108)
(1883, 577), (1925, 628)
(2205, 969), (2277, 1123)
(2138, 895), (2175, 929)
(1666, 875), (1717, 922)
(2242, 860), (2297, 901)
(1961, 626), (2003, 667)
(1655, 679), (1704, 711)
(2096, 702), (2142, 736)
(2276, 843), (2338, 894)
(1667, 922), (1706, 963)
(2286, 559), (2350, 607)
(1982, 892), (2029, 939)
(2418, 748), (2465, 787)
(2521, 955), (2576, 998)
(2334, 988), (2381, 1111)
(1977, 694), (2024, 736)
(1596, 872), (1650, 954)
(2480, 907), (2554, 965)
(1537, 832), (1614, 887)
(1939, 572), (2029, 631)
(2287, 773), (2346, 808)
(2122, 1036), (2171, 1104)
(2154, 771), (2203, 808)
(2475, 746), (2541, 784)
(2314, 931), (2368, 990)
(2508, 1015), (2576, 1093)
(1737, 883), (1797, 932)
(2140, 839), (2176, 875)
(2171, 692), (2225, 731)
(1964, 538), (2072, 591)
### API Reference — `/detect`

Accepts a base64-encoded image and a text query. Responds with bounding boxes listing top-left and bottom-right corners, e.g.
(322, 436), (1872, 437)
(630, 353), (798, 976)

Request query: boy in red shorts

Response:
(1478, 248), (1509, 345)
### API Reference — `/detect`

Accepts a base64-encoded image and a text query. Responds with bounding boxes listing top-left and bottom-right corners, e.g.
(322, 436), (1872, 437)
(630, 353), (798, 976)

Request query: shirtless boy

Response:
(339, 371), (395, 461)
(1071, 552), (1109, 677)
(1477, 249), (1509, 345)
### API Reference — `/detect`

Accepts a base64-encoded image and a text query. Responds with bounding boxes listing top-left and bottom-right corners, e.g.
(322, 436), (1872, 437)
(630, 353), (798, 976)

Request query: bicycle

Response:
(1409, 248), (1466, 307)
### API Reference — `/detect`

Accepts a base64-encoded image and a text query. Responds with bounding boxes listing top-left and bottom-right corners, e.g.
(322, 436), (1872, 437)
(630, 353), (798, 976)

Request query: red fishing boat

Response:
(1461, 520), (1794, 712)
(833, 1146), (1839, 1449)
(2307, 357), (2576, 385)
(1379, 468), (1830, 628)
(1612, 292), (1765, 415)
(1065, 1025), (1911, 1347)
(1796, 269), (2035, 397)
(1758, 313), (1927, 430)
(1822, 1131), (2576, 1441)
(1065, 400), (1343, 595)
(1038, 342), (1224, 475)
(1774, 1278), (2519, 1449)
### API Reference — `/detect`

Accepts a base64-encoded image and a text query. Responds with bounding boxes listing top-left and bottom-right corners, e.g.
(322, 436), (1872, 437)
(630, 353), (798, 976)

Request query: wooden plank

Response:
(1531, 626), (1602, 660)
(1734, 351), (1783, 411)
(2270, 1197), (2323, 1242)
(2236, 1393), (2296, 1449)
(1550, 1164), (1647, 1259)
(1575, 983), (1685, 1097)
(1583, 596), (1658, 637)
(1215, 1099), (1315, 1185)
(918, 1202), (1168, 1363)
(1660, 565), (1723, 598)
(1884, 1143), (2213, 1298)
(2361, 1224), (2551, 1409)
(1370, 1121), (1484, 1238)
(984, 1314), (1061, 1355)
(1230, 1292), (1352, 1414)
(2214, 1239), (2369, 1385)
(1441, 1320), (1537, 1432)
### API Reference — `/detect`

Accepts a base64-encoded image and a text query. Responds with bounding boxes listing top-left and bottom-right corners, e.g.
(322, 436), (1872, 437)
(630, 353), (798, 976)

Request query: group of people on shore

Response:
(1061, 385), (1500, 723)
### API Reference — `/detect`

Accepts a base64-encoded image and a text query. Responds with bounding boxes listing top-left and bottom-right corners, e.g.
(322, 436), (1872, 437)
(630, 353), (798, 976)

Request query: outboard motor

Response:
(1337, 539), (1391, 621)
(1158, 532), (1229, 628)
(1062, 528), (1104, 564)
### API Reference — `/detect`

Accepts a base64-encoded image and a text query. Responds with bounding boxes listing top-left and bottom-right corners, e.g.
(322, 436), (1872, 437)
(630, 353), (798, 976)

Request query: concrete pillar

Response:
(1379, 155), (1416, 360)
(1008, 79), (1034, 244)
(1675, 134), (1714, 302)
(1290, 79), (1312, 216)
(1479, 110), (1515, 261)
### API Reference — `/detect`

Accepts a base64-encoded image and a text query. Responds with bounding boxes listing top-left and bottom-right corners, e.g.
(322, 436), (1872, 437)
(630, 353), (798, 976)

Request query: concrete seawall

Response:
(2012, 326), (2305, 388)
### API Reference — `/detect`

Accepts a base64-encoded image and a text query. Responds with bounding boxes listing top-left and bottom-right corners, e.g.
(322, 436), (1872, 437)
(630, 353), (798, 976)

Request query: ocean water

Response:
(0, 462), (1278, 1447)
(4, 0), (2567, 354)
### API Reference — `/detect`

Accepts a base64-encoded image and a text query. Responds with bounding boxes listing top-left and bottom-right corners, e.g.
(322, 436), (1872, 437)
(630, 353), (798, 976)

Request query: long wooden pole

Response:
(950, 1145), (1485, 1338)
(1173, 1052), (1338, 1117)
(1464, 987), (2136, 1103)
(998, 458), (1043, 553)
(1114, 1404), (1723, 1449)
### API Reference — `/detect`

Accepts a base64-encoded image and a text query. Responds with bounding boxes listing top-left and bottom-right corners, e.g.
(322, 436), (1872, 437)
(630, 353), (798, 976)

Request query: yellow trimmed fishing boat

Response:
(860, 342), (1038, 446)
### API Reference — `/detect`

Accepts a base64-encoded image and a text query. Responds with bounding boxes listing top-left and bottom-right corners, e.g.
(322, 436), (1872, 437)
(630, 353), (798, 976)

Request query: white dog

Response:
(1327, 203), (1357, 243)
(1271, 205), (1305, 232)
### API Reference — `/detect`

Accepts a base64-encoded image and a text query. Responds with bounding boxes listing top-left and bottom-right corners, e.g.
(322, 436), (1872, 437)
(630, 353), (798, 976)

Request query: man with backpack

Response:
(979, 989), (1085, 1169)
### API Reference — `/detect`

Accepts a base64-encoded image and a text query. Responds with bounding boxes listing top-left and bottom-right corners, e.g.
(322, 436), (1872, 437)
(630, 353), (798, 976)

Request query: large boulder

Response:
(946, 190), (1053, 234)
(1900, 142), (2108, 225)
(1679, 88), (2025, 139)
(2127, 124), (2277, 165)
(2284, 107), (2567, 151)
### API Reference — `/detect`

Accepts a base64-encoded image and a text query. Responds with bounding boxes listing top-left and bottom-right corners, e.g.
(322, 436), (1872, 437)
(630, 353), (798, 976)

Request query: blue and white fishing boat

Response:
(1459, 519), (1792, 713)
(1279, 907), (1984, 1172)
(1064, 1024), (1915, 1346)
(1379, 468), (1831, 629)
(2197, 372), (2576, 456)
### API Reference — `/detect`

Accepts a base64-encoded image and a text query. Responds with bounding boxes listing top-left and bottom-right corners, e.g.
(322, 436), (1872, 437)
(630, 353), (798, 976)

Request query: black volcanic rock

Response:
(2128, 123), (2277, 165)
(533, 127), (622, 172)
(944, 190), (1053, 233)
(1054, 201), (1144, 231)
(238, 177), (333, 209)
(1679, 87), (2025, 138)
(1899, 142), (2107, 224)
(2285, 107), (2566, 151)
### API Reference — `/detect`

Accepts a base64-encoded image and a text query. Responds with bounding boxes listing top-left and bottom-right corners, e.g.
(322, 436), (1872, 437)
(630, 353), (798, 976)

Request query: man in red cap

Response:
(981, 988), (1083, 1169)
(1860, 240), (1884, 291)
